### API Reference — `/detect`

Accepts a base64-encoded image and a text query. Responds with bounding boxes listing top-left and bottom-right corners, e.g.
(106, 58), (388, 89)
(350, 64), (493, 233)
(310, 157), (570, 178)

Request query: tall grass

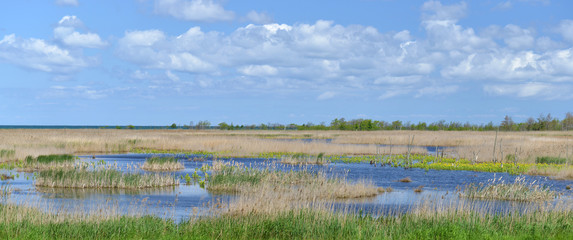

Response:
(1, 196), (571, 239)
(18, 154), (77, 172)
(280, 153), (329, 165)
(461, 176), (556, 201)
(35, 169), (179, 189)
(536, 156), (568, 164)
(141, 156), (184, 171)
(209, 161), (378, 200)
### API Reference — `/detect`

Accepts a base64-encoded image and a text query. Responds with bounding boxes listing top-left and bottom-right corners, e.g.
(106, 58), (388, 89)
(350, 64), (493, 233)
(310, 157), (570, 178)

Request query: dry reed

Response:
(0, 129), (571, 164)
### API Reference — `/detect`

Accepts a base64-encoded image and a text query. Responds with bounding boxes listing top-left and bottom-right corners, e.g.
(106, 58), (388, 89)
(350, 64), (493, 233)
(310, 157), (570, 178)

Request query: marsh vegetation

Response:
(1, 129), (573, 238)
(35, 169), (179, 189)
(141, 156), (184, 171)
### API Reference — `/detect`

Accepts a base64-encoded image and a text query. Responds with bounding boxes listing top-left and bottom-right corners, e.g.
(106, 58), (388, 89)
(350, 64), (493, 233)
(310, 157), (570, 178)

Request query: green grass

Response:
(35, 169), (179, 189)
(25, 154), (76, 164)
(0, 206), (571, 239)
(0, 149), (15, 159)
(141, 156), (185, 171)
(144, 156), (179, 164)
(536, 156), (568, 164)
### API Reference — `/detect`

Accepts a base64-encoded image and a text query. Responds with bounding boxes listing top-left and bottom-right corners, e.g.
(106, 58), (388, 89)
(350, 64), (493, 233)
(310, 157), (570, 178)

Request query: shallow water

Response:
(1, 153), (572, 221)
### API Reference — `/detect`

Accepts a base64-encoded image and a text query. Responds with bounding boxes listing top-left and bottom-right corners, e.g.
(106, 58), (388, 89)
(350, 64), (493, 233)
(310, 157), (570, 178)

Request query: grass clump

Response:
(35, 169), (179, 189)
(19, 154), (77, 172)
(461, 176), (556, 201)
(280, 153), (329, 165)
(208, 161), (379, 201)
(0, 149), (15, 160)
(142, 156), (184, 171)
(536, 156), (568, 164)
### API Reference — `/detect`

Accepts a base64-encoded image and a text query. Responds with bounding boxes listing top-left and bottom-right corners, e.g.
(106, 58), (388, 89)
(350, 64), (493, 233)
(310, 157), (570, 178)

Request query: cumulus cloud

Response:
(0, 34), (89, 73)
(246, 11), (273, 24)
(153, 0), (234, 22)
(54, 16), (107, 48)
(55, 0), (78, 6)
(114, 1), (572, 100)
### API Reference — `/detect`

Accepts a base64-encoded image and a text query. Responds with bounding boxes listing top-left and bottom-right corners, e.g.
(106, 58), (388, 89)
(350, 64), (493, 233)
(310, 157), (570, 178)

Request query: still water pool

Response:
(2, 153), (572, 221)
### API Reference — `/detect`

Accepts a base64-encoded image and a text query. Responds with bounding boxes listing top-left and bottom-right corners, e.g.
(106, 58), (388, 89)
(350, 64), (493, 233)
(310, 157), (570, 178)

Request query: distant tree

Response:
(563, 112), (573, 130)
(218, 122), (230, 130)
(391, 120), (403, 130)
(196, 121), (211, 130)
(127, 125), (135, 129)
(500, 115), (514, 131)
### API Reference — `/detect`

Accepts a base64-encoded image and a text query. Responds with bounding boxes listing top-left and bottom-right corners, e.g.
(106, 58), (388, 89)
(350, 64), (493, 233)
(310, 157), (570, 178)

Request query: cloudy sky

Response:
(1, 0), (572, 126)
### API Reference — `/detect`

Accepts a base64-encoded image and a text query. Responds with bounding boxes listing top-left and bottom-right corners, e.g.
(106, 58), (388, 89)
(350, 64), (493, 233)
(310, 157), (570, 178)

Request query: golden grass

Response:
(141, 162), (184, 171)
(209, 161), (380, 215)
(0, 129), (571, 164)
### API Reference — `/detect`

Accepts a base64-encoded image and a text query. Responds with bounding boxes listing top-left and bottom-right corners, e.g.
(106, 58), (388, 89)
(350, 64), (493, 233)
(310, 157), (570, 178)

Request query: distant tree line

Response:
(215, 112), (573, 131)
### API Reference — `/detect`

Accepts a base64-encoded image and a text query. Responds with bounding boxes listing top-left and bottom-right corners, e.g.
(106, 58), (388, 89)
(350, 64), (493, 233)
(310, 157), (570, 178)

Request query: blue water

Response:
(2, 154), (572, 221)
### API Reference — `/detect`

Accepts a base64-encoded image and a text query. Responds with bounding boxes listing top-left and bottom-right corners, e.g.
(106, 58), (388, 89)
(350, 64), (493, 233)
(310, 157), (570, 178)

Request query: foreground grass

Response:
(141, 156), (184, 171)
(35, 169), (179, 189)
(0, 204), (571, 239)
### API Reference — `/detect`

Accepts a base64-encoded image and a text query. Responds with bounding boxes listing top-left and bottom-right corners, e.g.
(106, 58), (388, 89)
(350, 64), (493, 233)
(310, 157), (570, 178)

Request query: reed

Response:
(1, 192), (571, 239)
(35, 169), (179, 189)
(280, 153), (329, 165)
(209, 161), (379, 201)
(461, 176), (556, 201)
(141, 156), (184, 171)
(18, 154), (78, 172)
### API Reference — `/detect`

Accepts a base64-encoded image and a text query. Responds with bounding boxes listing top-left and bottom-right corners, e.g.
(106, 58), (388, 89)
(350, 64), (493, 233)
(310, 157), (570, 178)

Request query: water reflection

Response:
(1, 153), (571, 222)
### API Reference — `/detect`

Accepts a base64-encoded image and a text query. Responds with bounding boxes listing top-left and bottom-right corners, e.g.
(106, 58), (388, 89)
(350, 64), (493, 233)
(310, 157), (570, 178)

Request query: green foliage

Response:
(536, 156), (568, 164)
(144, 156), (178, 165)
(0, 149), (15, 159)
(0, 208), (571, 239)
(25, 154), (76, 165)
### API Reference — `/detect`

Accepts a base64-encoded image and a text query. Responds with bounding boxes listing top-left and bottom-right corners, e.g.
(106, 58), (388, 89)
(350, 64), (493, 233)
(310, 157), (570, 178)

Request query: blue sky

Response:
(1, 0), (572, 126)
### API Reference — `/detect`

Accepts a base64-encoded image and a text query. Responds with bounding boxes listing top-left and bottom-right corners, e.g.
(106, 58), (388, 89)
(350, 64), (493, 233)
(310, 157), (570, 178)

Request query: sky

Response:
(0, 0), (572, 126)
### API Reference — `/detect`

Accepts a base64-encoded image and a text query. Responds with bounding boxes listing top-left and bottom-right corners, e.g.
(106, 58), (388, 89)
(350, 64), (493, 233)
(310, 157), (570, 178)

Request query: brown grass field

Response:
(0, 129), (571, 164)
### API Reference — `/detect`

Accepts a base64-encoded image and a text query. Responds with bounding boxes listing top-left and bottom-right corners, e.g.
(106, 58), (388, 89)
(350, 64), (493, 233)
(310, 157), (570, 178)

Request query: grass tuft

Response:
(399, 177), (412, 182)
(35, 169), (179, 189)
(536, 156), (568, 164)
(461, 176), (556, 201)
(141, 156), (184, 171)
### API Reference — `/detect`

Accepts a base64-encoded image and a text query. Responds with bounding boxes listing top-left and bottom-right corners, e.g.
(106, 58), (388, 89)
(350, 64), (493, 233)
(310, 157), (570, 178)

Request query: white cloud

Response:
(317, 91), (336, 100)
(557, 20), (573, 42)
(0, 34), (88, 73)
(45, 86), (110, 100)
(55, 0), (78, 6)
(484, 82), (572, 100)
(114, 1), (573, 100)
(153, 0), (234, 22)
(54, 16), (106, 48)
(239, 65), (278, 76)
(246, 11), (273, 24)
(422, 0), (467, 22)
(415, 85), (459, 97)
